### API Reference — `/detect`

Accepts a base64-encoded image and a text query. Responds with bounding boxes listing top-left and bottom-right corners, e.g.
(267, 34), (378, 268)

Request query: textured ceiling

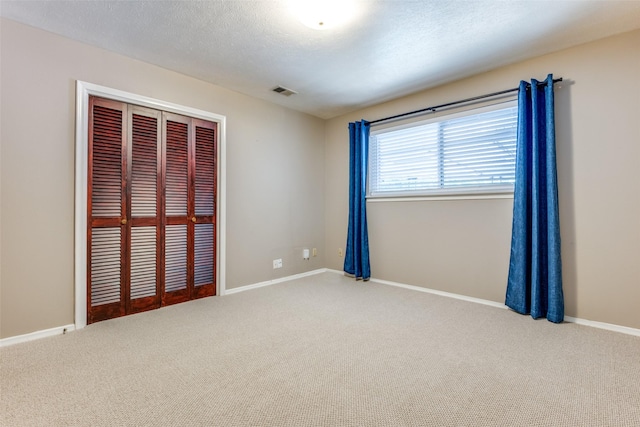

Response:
(2, 1), (640, 119)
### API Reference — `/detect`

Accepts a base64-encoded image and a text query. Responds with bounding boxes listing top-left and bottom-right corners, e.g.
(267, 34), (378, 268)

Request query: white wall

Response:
(2, 19), (639, 339)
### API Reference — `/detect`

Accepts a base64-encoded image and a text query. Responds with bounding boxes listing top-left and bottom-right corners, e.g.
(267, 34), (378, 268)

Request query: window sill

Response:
(366, 192), (514, 202)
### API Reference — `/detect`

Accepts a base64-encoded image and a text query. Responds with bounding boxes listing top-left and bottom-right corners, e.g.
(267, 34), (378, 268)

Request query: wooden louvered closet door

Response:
(191, 118), (216, 298)
(163, 114), (190, 305)
(127, 106), (162, 314)
(88, 96), (216, 324)
(163, 113), (216, 305)
(88, 97), (127, 322)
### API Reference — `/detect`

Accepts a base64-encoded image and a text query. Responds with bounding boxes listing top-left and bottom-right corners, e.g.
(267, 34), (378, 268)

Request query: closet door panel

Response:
(163, 113), (191, 304)
(88, 97), (127, 323)
(192, 119), (217, 297)
(128, 107), (162, 313)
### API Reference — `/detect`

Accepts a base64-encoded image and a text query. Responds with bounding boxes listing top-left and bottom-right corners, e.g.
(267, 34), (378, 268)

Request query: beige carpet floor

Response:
(1, 272), (639, 426)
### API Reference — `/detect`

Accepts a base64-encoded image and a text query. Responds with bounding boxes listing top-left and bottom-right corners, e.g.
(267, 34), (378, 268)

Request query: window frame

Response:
(367, 100), (518, 200)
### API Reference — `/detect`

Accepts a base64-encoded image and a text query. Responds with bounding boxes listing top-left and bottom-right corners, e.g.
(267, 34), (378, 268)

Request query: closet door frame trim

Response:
(75, 80), (227, 330)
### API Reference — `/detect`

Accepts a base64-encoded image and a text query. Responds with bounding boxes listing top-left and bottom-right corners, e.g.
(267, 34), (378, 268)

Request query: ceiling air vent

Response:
(272, 86), (297, 97)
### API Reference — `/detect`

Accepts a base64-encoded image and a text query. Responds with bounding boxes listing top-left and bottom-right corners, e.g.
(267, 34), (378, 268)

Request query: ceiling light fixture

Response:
(291, 0), (357, 30)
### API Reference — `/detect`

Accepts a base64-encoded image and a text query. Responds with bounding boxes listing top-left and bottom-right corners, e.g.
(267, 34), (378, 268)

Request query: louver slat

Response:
(194, 223), (214, 287)
(165, 225), (187, 292)
(130, 227), (157, 299)
(166, 121), (188, 217)
(91, 105), (123, 217)
(195, 126), (216, 216)
(91, 227), (122, 306)
(131, 114), (158, 217)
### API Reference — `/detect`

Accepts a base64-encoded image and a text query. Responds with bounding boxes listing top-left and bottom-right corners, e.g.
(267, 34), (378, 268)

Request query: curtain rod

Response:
(369, 77), (563, 125)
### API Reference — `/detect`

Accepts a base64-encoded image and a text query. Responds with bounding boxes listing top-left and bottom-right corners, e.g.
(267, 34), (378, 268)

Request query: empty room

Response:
(1, 1), (639, 426)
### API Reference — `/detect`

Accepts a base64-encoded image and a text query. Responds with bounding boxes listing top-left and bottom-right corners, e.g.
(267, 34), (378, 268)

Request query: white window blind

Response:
(369, 103), (518, 197)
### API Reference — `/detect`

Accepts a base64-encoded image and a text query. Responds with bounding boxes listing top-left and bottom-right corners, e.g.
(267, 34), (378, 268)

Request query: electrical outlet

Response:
(272, 259), (283, 269)
(312, 248), (317, 257)
(338, 248), (343, 257)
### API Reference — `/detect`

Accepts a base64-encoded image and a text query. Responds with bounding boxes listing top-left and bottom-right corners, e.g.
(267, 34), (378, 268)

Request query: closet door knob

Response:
(121, 218), (127, 225)
(191, 217), (197, 223)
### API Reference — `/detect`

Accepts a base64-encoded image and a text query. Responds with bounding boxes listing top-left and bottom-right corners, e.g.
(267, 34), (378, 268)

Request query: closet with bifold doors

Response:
(88, 96), (216, 324)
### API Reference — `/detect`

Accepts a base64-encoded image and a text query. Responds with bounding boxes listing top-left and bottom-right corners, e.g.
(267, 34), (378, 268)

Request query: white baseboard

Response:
(564, 316), (640, 337)
(370, 276), (508, 310)
(224, 268), (328, 295)
(345, 272), (640, 337)
(4, 269), (638, 346)
(326, 270), (640, 337)
(0, 324), (75, 348)
(1, 270), (328, 347)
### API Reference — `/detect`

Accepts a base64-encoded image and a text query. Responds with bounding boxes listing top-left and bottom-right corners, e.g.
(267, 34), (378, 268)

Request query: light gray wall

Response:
(0, 19), (326, 338)
(325, 29), (640, 329)
(2, 19), (639, 339)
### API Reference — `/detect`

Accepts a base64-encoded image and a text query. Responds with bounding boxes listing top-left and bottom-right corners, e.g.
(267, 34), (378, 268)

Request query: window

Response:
(368, 102), (517, 197)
